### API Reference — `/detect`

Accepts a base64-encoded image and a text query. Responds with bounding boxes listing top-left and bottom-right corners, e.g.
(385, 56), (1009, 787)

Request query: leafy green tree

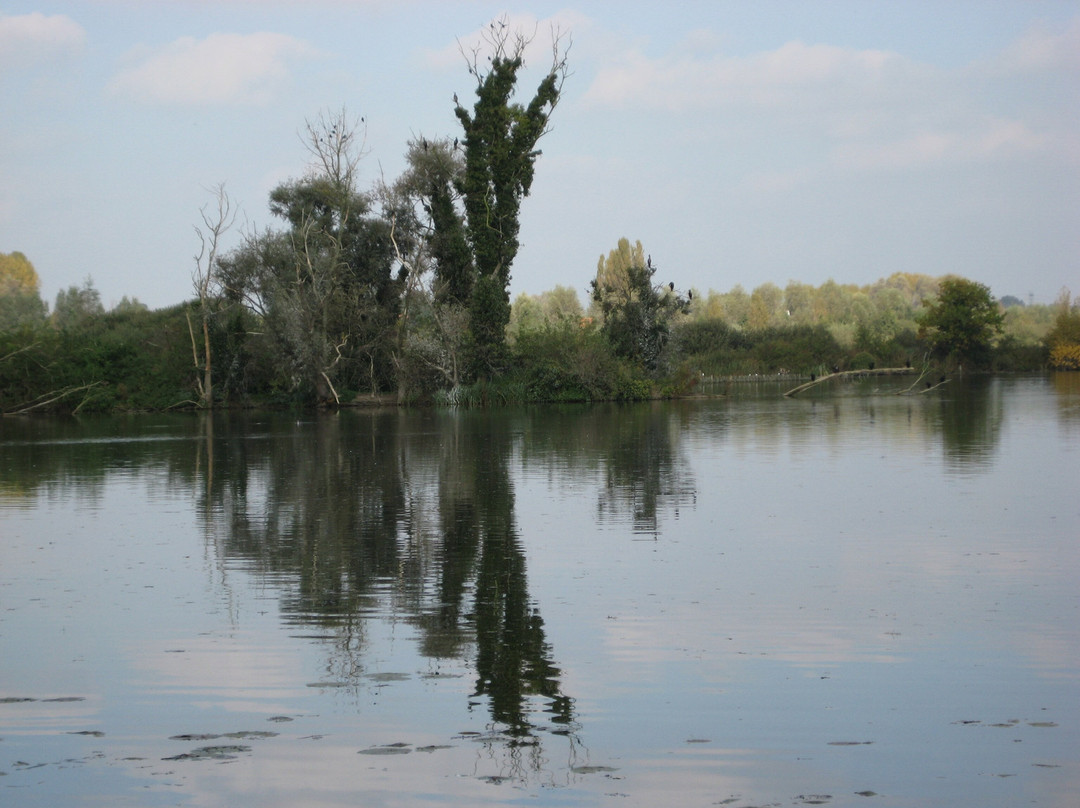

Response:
(451, 19), (570, 379)
(918, 277), (1004, 367)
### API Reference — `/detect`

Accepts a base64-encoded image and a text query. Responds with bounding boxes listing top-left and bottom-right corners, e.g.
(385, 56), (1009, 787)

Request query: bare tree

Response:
(192, 183), (238, 409)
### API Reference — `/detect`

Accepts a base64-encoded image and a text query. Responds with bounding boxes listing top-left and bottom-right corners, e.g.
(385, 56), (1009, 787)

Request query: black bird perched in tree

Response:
(810, 373), (816, 382)
(688, 289), (693, 300)
(669, 281), (674, 291)
(647, 255), (652, 268)
(939, 374), (946, 383)
(832, 365), (840, 374)
(453, 92), (458, 104)
(869, 361), (875, 370)
(905, 358), (911, 368)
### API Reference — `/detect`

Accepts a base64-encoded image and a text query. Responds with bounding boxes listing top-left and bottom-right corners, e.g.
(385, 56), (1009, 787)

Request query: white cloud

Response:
(583, 40), (898, 111)
(998, 15), (1080, 72)
(108, 32), (319, 105)
(0, 11), (85, 69)
(834, 118), (1046, 172)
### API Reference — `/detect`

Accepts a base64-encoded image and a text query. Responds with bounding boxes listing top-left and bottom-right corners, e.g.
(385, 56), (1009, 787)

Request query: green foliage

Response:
(918, 277), (1005, 368)
(508, 286), (582, 344)
(669, 320), (843, 377)
(0, 288), (47, 331)
(1, 302), (206, 413)
(511, 320), (649, 402)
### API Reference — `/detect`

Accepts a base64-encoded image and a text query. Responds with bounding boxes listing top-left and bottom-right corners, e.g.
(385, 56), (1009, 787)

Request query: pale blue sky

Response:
(2, 1), (1077, 310)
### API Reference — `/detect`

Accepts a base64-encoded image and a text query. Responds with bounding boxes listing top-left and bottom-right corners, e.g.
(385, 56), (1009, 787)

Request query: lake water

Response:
(1, 374), (1078, 807)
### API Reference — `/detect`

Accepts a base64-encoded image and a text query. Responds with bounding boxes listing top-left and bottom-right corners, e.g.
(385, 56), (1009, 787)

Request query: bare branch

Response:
(302, 107), (368, 190)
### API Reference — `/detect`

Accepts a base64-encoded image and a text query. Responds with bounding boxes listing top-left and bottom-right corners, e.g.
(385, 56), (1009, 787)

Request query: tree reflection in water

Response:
(193, 408), (575, 774)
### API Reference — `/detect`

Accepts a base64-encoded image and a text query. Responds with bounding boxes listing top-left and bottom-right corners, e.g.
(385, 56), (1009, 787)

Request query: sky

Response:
(1, 1), (1078, 311)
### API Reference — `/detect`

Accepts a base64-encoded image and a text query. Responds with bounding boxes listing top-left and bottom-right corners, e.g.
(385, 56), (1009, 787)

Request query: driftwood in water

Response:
(783, 367), (917, 398)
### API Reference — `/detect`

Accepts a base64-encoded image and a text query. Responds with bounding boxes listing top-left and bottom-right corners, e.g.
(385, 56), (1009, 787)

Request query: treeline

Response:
(3, 20), (1080, 414)
(4, 242), (1078, 415)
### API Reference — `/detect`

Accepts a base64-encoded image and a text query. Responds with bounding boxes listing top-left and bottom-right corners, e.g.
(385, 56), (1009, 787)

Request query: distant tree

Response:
(452, 17), (570, 379)
(0, 251), (47, 331)
(53, 277), (103, 329)
(0, 251), (41, 296)
(999, 295), (1025, 308)
(508, 285), (583, 343)
(111, 296), (148, 315)
(590, 241), (688, 372)
(918, 277), (1004, 367)
(1046, 289), (1080, 370)
(748, 282), (783, 329)
(783, 281), (816, 324)
(716, 285), (750, 327)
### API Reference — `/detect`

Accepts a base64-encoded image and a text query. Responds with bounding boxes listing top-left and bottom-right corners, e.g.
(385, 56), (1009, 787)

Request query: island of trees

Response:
(3, 23), (1079, 415)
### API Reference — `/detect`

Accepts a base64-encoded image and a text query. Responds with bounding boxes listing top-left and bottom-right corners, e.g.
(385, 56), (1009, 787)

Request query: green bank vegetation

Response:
(2, 21), (1077, 414)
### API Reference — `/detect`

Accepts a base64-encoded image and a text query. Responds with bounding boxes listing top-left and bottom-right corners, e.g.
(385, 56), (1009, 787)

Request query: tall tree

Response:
(451, 18), (570, 379)
(918, 276), (1004, 367)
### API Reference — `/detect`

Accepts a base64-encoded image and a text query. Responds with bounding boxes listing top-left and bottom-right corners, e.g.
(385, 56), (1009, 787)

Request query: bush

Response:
(508, 321), (652, 402)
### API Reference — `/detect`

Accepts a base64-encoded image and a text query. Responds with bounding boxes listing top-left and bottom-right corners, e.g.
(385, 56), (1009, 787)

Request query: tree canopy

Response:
(918, 277), (1004, 368)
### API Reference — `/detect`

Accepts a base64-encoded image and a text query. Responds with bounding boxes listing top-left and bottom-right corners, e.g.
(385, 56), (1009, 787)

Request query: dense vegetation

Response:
(2, 22), (1076, 415)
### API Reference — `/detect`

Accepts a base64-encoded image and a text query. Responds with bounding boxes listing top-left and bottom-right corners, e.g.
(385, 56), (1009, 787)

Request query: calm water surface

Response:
(2, 375), (1078, 807)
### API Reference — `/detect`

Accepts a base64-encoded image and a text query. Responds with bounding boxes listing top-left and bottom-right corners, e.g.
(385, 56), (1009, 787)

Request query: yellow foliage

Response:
(0, 251), (40, 295)
(1049, 343), (1080, 370)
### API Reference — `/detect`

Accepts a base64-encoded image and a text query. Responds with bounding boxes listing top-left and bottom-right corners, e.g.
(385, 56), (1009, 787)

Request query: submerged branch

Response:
(4, 382), (105, 415)
(783, 367), (916, 398)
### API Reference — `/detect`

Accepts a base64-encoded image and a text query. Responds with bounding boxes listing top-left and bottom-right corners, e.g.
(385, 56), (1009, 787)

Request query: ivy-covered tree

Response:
(380, 136), (472, 396)
(451, 18), (570, 379)
(918, 276), (1004, 368)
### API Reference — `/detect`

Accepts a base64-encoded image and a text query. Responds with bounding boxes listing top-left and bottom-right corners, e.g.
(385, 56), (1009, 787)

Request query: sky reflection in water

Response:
(1, 375), (1078, 807)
